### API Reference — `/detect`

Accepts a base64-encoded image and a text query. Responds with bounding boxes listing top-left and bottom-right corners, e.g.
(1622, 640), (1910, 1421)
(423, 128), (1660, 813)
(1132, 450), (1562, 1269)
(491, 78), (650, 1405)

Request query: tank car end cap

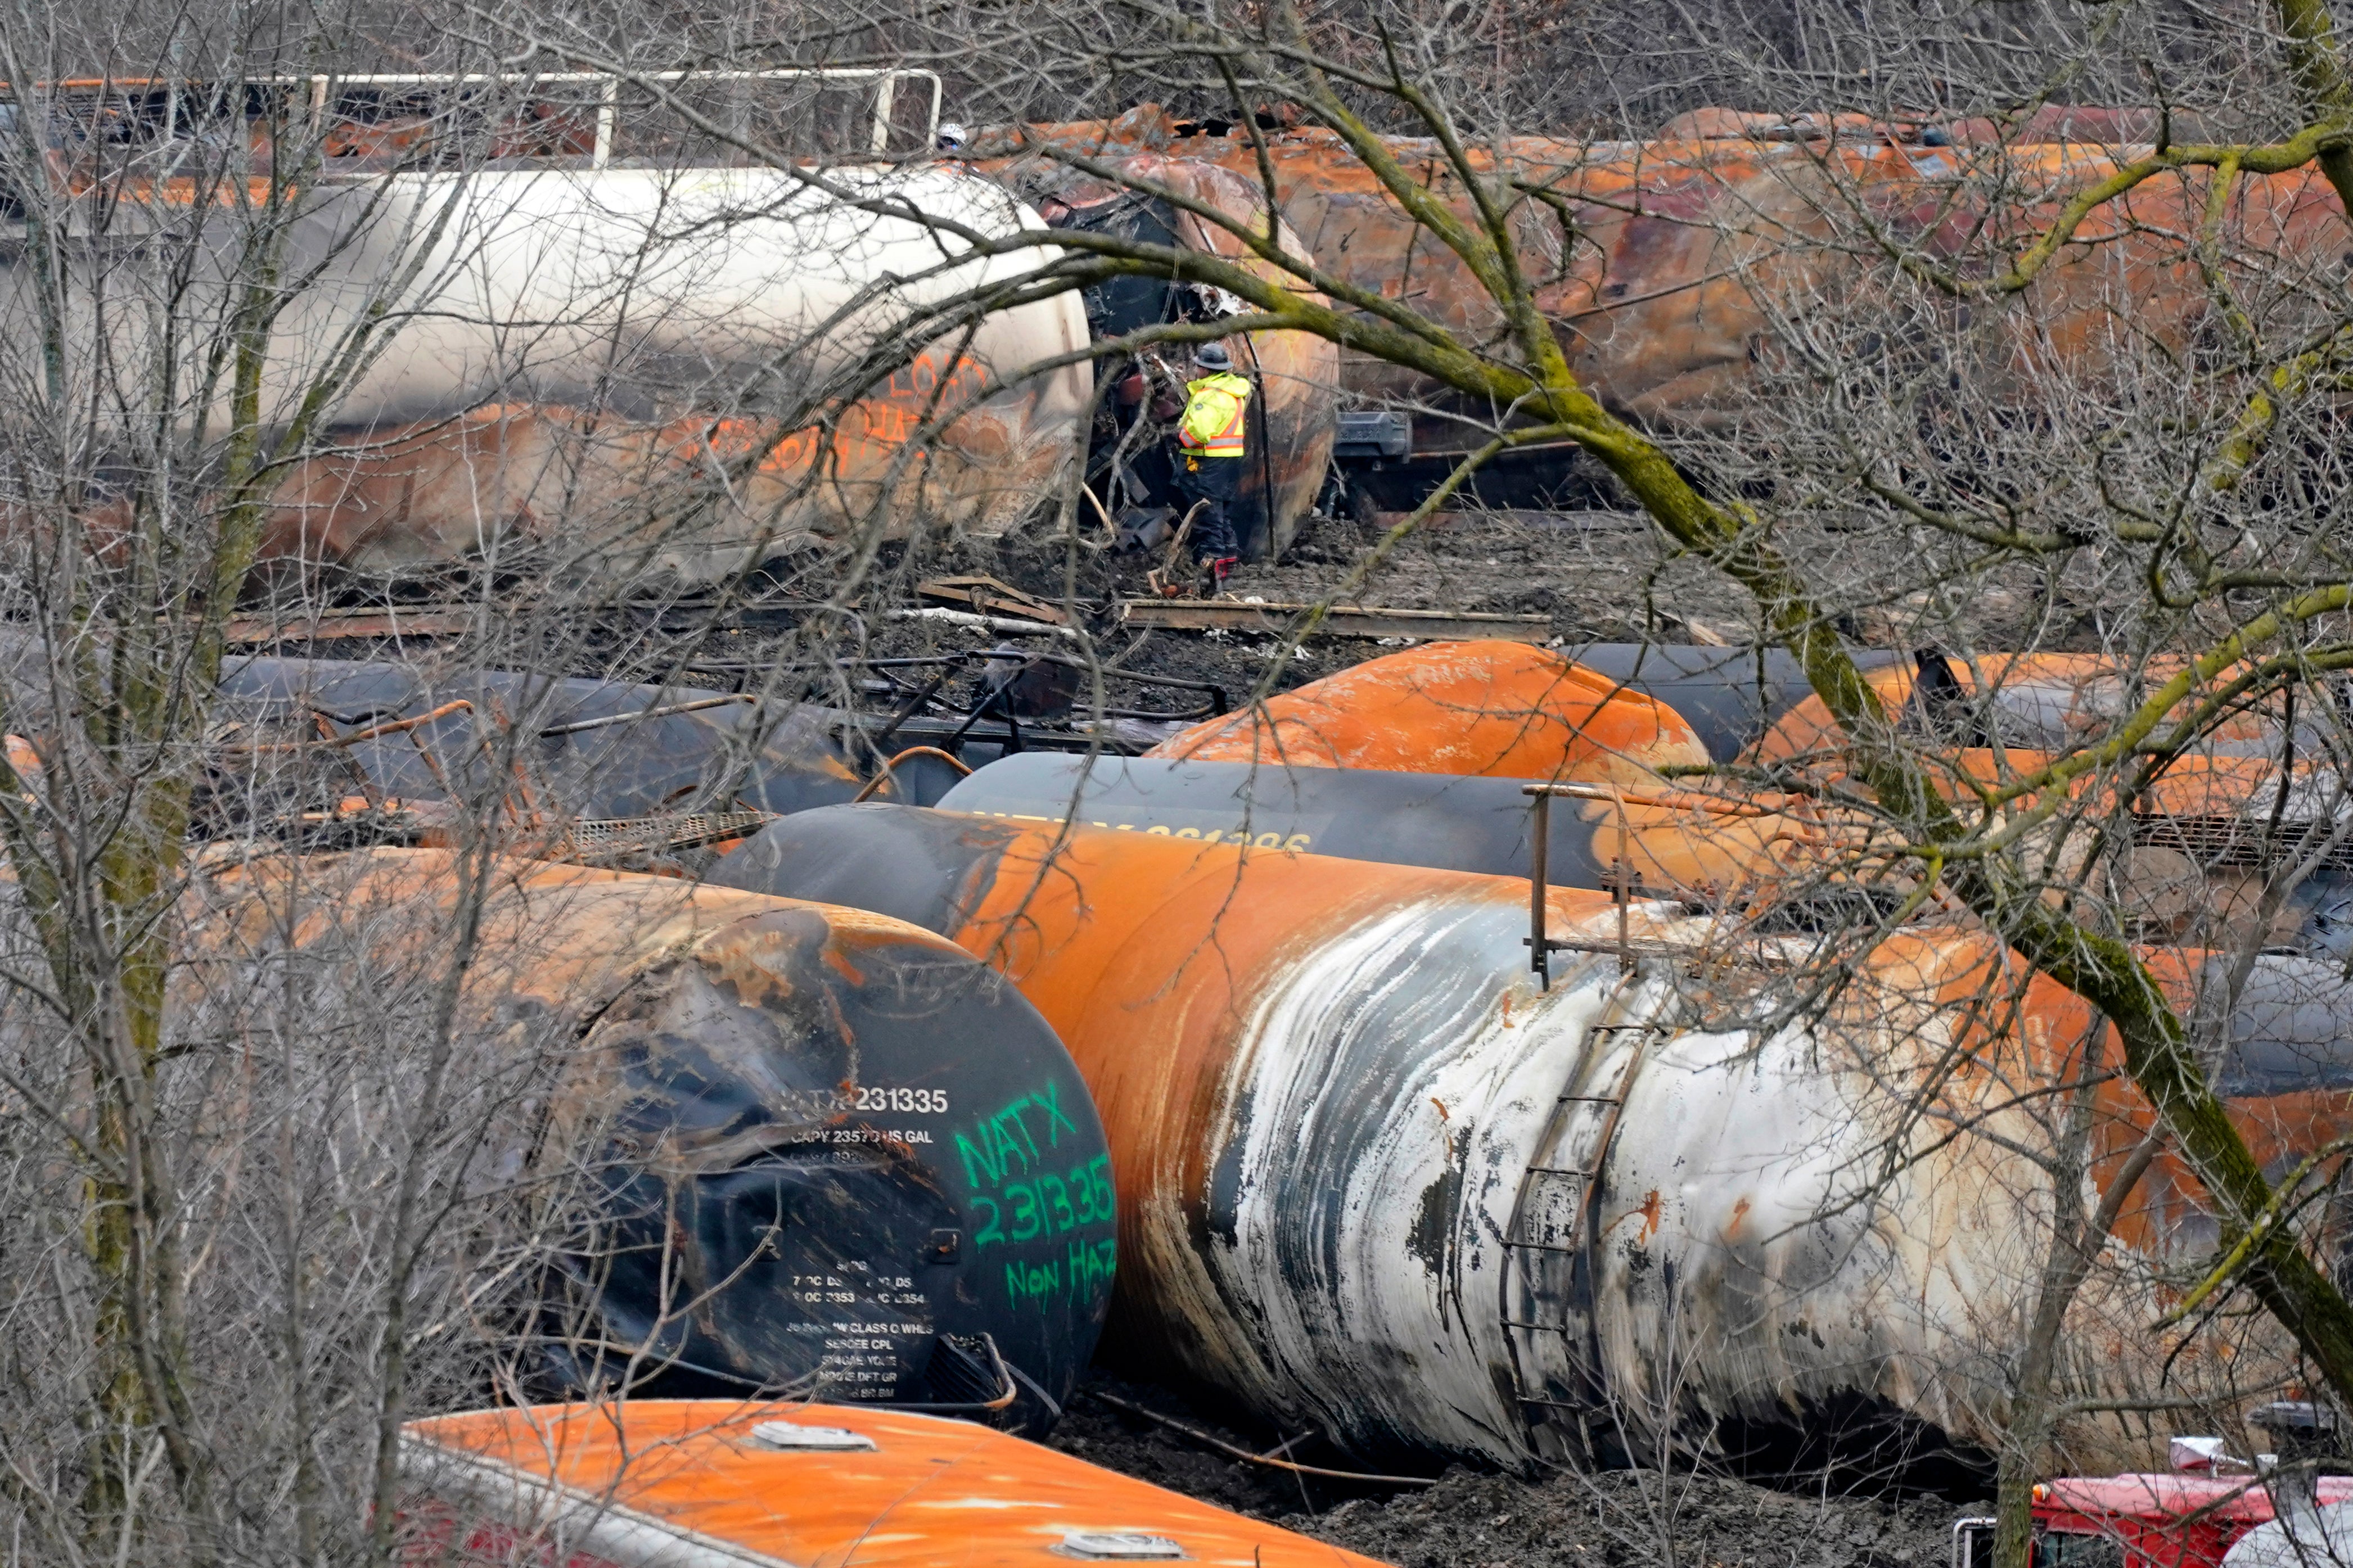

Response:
(748, 1421), (877, 1452)
(1057, 1530), (1187, 1560)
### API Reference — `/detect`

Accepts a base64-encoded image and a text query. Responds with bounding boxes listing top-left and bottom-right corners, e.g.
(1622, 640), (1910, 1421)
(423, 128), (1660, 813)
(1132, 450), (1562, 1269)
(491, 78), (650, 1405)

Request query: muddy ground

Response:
(1045, 1371), (1980, 1568)
(838, 498), (2063, 728)
(861, 504), (1765, 710)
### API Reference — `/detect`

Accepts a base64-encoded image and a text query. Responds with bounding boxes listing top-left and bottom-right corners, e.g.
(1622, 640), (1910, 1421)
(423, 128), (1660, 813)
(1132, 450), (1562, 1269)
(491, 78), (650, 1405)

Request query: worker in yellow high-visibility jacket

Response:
(1172, 340), (1251, 589)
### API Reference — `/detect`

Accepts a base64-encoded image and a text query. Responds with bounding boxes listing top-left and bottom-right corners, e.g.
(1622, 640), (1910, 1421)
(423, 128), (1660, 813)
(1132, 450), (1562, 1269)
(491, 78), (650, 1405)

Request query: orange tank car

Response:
(710, 805), (2352, 1475)
(1745, 649), (2346, 951)
(972, 107), (2347, 442)
(400, 1399), (1389, 1567)
(1147, 639), (1709, 784)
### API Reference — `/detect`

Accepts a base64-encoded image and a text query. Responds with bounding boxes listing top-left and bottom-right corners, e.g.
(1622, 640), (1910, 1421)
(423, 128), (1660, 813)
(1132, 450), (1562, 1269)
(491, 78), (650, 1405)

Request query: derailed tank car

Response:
(972, 107), (2348, 505)
(186, 847), (1112, 1431)
(710, 806), (2339, 1474)
(7, 79), (1093, 582)
(263, 164), (1090, 578)
(206, 657), (876, 836)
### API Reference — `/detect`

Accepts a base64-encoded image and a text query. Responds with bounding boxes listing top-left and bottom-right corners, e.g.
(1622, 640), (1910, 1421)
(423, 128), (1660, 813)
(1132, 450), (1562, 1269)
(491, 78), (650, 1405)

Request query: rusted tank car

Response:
(709, 805), (2337, 1472)
(1169, 641), (2352, 957)
(1742, 649), (2353, 957)
(188, 847), (1112, 1431)
(972, 107), (2347, 492)
(1148, 639), (1708, 781)
(21, 162), (1091, 580)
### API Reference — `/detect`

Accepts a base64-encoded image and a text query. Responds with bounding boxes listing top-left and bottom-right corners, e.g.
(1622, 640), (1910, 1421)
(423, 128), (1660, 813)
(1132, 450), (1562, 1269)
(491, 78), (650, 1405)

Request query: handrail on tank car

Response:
(535, 692), (754, 737)
(291, 69), (942, 164)
(0, 69), (945, 164)
(851, 745), (975, 803)
(1523, 780), (1637, 988)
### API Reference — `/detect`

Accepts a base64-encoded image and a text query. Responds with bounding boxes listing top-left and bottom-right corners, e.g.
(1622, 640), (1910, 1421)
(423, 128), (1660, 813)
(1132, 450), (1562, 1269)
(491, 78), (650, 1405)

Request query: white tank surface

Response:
(2222, 1501), (2353, 1568)
(58, 164), (1092, 579)
(710, 807), (2329, 1476)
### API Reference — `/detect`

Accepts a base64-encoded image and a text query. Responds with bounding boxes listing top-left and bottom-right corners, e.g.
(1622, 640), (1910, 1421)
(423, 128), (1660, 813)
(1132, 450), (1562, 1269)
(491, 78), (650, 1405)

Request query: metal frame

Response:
(1951, 1517), (1996, 1568)
(1495, 971), (1679, 1461)
(1524, 780), (1635, 988)
(2, 71), (945, 162)
(300, 69), (943, 164)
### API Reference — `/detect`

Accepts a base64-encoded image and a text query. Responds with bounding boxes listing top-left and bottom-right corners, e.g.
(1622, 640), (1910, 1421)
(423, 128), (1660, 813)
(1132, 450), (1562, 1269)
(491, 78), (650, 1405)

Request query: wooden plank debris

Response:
(916, 575), (1070, 626)
(219, 609), (476, 644)
(1118, 599), (1552, 642)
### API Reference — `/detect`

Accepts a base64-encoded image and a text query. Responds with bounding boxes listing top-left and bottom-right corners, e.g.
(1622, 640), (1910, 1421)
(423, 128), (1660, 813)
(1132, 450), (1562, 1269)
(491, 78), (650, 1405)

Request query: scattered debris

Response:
(1304, 1463), (1969, 1568)
(219, 609), (476, 644)
(916, 573), (1072, 626)
(891, 605), (1078, 639)
(1080, 1388), (1437, 1488)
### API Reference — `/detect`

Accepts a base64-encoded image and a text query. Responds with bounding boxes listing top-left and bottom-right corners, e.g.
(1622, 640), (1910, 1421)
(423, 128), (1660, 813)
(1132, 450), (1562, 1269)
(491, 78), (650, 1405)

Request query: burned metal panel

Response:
(567, 901), (1113, 1422)
(188, 849), (1110, 1431)
(1148, 639), (1711, 783)
(211, 656), (869, 824)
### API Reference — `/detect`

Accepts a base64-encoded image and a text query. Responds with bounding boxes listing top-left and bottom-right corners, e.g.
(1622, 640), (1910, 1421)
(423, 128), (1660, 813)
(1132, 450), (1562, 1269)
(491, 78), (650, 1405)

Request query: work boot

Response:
(1204, 555), (1238, 594)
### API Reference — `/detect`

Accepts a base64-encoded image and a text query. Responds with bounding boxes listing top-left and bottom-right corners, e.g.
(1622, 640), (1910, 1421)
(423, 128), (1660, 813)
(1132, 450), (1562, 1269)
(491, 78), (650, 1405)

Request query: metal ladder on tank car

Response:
(1495, 966), (1681, 1466)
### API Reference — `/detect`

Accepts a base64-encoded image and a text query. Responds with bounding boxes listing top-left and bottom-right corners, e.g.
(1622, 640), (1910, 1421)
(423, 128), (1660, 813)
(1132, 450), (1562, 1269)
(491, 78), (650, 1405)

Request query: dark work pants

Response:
(1174, 454), (1242, 561)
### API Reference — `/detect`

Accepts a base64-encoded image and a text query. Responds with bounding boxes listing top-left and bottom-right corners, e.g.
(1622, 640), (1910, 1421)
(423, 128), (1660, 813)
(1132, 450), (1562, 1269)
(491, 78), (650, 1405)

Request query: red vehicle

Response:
(1955, 1470), (2353, 1568)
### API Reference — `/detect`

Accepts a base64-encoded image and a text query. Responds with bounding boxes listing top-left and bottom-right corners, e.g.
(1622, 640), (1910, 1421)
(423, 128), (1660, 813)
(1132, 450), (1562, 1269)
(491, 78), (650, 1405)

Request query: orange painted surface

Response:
(976, 111), (2345, 431)
(1149, 640), (1709, 784)
(925, 821), (1622, 1357)
(404, 1400), (1387, 1567)
(250, 354), (1056, 572)
(1752, 653), (2216, 766)
(927, 818), (2353, 1346)
(1750, 652), (2305, 830)
(1850, 932), (2353, 1260)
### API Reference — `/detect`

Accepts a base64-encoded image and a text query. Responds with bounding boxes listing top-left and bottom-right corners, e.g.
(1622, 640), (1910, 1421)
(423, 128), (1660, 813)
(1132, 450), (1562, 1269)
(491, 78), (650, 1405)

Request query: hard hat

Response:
(1194, 341), (1232, 369)
(936, 123), (968, 150)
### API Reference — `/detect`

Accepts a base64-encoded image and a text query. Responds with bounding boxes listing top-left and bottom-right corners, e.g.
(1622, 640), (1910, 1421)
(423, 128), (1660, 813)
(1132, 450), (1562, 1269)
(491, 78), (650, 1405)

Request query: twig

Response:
(1079, 1388), (1435, 1487)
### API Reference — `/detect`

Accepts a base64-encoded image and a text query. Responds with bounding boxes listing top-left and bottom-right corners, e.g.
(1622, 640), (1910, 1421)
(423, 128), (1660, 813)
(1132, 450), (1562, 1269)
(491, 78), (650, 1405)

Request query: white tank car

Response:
(66, 164), (1092, 580)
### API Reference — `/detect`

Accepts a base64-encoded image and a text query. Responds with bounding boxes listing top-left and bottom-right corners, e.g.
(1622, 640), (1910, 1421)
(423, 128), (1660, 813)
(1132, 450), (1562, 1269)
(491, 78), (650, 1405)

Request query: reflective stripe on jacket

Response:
(1178, 372), (1252, 457)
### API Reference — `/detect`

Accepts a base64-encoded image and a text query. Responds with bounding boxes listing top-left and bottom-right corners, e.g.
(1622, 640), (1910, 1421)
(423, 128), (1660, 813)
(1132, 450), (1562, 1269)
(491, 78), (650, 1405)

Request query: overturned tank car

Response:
(710, 805), (2342, 1475)
(183, 847), (1111, 1433)
(258, 163), (1090, 579)
(8, 79), (1092, 584)
(973, 106), (2348, 506)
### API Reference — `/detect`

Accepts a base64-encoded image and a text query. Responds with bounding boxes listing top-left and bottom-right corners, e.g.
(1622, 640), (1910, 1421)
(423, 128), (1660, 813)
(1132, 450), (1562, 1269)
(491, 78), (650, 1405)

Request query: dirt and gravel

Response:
(820, 502), (1766, 738)
(1043, 1371), (1982, 1568)
(842, 496), (2063, 724)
